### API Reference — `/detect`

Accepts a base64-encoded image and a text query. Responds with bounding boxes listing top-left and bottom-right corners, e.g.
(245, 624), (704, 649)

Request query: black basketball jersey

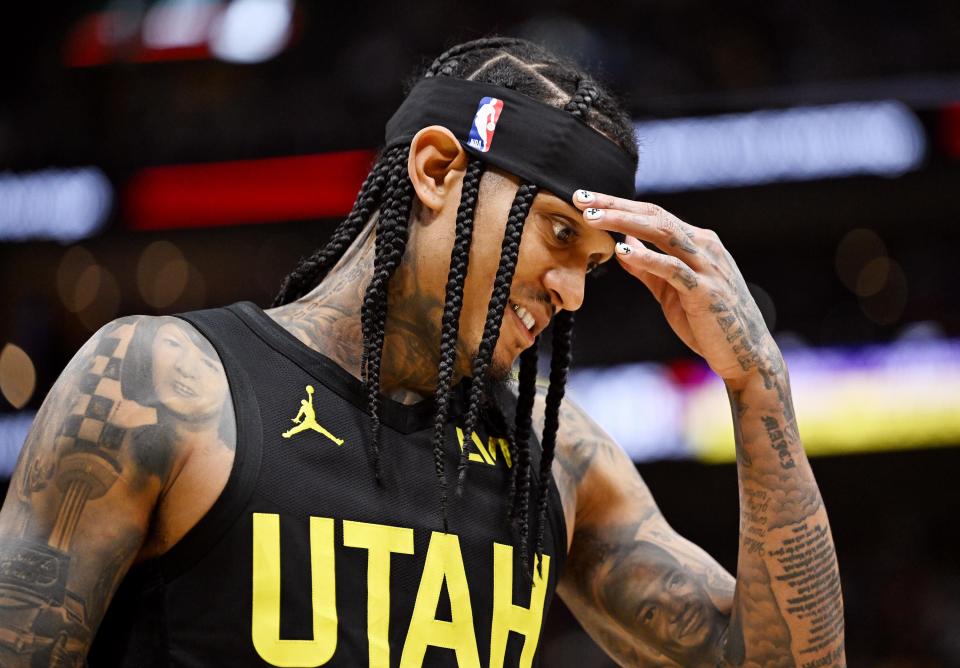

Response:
(89, 302), (567, 667)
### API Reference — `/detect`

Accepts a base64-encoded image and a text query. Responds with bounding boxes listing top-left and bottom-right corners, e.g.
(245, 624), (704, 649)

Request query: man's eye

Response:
(552, 220), (575, 243)
(640, 605), (657, 626)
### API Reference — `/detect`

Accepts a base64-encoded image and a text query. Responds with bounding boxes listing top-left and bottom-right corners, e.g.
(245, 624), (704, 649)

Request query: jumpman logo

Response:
(282, 385), (344, 445)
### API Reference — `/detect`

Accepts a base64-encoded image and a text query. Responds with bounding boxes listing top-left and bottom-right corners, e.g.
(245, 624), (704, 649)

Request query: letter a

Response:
(400, 532), (481, 668)
(251, 513), (338, 666)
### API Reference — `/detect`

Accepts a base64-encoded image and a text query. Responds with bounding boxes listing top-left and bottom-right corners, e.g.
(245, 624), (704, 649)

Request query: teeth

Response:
(513, 303), (535, 331)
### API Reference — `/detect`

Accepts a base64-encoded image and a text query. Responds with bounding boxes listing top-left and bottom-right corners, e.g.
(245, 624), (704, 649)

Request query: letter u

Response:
(251, 513), (338, 667)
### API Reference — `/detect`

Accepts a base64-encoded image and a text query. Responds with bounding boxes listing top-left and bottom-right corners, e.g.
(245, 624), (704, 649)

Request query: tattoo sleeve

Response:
(0, 315), (234, 666)
(554, 369), (844, 666)
(722, 371), (846, 667)
(549, 396), (736, 667)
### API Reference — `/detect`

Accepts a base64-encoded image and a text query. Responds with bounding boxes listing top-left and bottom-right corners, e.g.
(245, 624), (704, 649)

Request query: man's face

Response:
(403, 168), (615, 379)
(151, 323), (227, 423)
(600, 546), (725, 661)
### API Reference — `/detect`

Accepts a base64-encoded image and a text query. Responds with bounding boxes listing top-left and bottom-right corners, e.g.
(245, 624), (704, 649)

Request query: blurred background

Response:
(1, 1), (959, 665)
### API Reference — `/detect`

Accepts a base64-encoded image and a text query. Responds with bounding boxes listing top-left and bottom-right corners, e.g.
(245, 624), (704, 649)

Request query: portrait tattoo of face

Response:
(149, 323), (227, 424)
(600, 540), (726, 663)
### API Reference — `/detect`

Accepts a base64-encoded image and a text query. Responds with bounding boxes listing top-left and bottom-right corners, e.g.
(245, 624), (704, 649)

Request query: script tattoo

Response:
(0, 316), (235, 666)
(724, 358), (844, 665)
(762, 416), (796, 470)
(723, 556), (795, 668)
(768, 522), (845, 665)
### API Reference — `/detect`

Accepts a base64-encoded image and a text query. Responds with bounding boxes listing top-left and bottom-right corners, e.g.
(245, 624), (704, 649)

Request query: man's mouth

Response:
(172, 380), (198, 398)
(509, 302), (537, 344)
(511, 302), (536, 330)
(675, 602), (704, 640)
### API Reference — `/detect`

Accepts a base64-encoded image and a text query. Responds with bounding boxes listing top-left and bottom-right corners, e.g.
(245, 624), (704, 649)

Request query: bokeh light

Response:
(76, 265), (121, 331)
(57, 245), (96, 312)
(0, 343), (36, 409)
(835, 228), (887, 293)
(859, 259), (909, 325)
(137, 240), (189, 309)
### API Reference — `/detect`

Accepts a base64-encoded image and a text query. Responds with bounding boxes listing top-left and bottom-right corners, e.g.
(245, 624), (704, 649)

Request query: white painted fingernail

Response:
(584, 207), (604, 220)
(576, 189), (595, 203)
(615, 242), (632, 255)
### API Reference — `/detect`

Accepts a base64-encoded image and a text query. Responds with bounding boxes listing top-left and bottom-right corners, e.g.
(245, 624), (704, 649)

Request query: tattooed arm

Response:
(558, 191), (845, 666)
(547, 396), (737, 667)
(0, 315), (234, 666)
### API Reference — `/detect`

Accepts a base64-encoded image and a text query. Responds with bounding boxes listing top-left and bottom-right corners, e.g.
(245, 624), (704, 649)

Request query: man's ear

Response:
(407, 125), (468, 214)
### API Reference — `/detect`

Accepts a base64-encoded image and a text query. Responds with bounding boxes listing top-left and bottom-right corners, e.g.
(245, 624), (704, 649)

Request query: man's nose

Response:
(174, 351), (198, 377)
(542, 265), (586, 312)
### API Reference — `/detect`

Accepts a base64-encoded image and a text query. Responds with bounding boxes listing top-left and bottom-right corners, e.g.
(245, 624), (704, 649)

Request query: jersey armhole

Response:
(144, 309), (264, 582)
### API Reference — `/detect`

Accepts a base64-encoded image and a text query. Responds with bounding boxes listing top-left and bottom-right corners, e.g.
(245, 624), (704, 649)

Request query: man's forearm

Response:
(723, 367), (846, 668)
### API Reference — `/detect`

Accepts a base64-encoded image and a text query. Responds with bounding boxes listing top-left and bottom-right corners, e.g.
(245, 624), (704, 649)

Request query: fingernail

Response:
(584, 207), (604, 220)
(576, 189), (595, 203)
(615, 241), (632, 255)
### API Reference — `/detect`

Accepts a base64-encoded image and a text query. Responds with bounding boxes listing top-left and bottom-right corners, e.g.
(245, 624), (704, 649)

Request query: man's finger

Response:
(615, 236), (700, 292)
(583, 205), (704, 267)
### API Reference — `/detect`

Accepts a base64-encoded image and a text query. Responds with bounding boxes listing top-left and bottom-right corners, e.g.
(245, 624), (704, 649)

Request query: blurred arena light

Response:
(76, 265), (121, 331)
(634, 101), (927, 193)
(57, 246), (97, 312)
(0, 168), (112, 243)
(137, 241), (189, 308)
(142, 0), (220, 54)
(125, 150), (374, 230)
(209, 0), (294, 64)
(941, 102), (960, 159)
(65, 0), (295, 66)
(836, 228), (888, 292)
(0, 411), (34, 478)
(568, 337), (960, 463)
(0, 344), (36, 410)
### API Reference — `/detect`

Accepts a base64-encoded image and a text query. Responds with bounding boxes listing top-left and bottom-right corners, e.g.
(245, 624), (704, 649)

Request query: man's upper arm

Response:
(546, 395), (737, 667)
(0, 315), (208, 665)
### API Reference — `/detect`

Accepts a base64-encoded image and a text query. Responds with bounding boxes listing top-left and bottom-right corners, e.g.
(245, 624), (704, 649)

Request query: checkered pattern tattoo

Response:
(53, 325), (145, 471)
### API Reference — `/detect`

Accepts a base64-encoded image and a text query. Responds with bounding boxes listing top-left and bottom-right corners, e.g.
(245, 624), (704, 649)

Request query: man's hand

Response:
(572, 189), (780, 387)
(565, 189), (846, 667)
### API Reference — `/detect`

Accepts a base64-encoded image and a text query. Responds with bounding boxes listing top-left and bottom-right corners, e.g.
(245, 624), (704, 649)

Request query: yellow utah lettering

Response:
(455, 427), (513, 468)
(251, 513), (338, 666)
(343, 520), (415, 668)
(400, 532), (481, 668)
(489, 545), (550, 668)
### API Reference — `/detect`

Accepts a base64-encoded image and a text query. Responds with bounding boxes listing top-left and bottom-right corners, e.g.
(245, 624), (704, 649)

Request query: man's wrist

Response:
(722, 354), (787, 395)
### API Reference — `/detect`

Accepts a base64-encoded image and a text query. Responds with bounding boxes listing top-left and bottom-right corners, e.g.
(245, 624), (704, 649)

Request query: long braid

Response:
(361, 145), (414, 482)
(272, 153), (391, 306)
(456, 183), (538, 490)
(563, 78), (601, 120)
(534, 310), (573, 576)
(517, 77), (602, 574)
(431, 158), (485, 531)
(509, 342), (539, 578)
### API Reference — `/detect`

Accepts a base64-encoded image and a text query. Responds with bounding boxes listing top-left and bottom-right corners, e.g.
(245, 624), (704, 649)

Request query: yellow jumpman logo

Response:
(281, 385), (344, 445)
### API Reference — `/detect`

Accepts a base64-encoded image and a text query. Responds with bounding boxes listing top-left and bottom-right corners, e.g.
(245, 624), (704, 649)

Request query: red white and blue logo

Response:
(467, 97), (504, 152)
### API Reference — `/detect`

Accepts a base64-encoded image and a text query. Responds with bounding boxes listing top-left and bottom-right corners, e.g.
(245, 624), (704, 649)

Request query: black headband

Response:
(385, 77), (637, 202)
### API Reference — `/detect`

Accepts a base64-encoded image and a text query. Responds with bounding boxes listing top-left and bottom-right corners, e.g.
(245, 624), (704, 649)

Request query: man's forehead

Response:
(533, 190), (579, 215)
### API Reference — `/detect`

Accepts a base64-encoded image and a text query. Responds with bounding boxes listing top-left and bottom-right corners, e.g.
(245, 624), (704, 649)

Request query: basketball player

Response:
(0, 38), (845, 666)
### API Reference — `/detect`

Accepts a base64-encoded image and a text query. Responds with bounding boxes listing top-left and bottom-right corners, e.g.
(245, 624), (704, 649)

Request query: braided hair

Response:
(273, 37), (638, 572)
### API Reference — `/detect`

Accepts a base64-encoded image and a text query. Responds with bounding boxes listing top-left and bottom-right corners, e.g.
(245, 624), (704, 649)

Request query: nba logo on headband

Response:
(467, 97), (504, 152)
